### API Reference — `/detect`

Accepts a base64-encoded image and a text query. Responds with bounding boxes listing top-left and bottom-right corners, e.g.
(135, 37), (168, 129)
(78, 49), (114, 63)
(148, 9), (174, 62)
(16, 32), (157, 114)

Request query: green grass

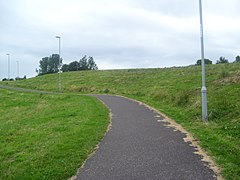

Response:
(0, 88), (109, 179)
(1, 63), (240, 179)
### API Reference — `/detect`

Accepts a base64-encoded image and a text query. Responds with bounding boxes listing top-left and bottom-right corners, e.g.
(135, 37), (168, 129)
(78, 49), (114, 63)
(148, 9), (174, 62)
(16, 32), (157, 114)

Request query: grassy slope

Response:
(2, 63), (240, 179)
(0, 88), (109, 179)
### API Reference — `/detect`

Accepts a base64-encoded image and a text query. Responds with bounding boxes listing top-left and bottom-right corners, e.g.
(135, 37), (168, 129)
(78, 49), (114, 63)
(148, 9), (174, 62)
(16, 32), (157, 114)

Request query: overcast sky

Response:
(0, 0), (239, 79)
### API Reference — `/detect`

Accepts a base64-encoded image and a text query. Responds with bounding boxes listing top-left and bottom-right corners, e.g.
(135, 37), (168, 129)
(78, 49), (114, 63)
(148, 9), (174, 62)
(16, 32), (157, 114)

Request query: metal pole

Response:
(16, 61), (19, 78)
(6, 54), (10, 80)
(199, 0), (208, 122)
(56, 36), (61, 92)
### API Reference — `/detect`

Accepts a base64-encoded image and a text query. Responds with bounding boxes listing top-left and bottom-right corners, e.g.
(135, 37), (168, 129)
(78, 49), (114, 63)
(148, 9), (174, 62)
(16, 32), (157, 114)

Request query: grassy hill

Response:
(1, 63), (240, 179)
(0, 88), (109, 179)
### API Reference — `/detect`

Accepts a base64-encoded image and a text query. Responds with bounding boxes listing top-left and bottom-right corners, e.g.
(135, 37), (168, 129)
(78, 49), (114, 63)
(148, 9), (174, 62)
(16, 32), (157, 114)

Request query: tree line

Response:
(2, 76), (26, 82)
(196, 55), (240, 65)
(61, 55), (98, 72)
(37, 54), (98, 75)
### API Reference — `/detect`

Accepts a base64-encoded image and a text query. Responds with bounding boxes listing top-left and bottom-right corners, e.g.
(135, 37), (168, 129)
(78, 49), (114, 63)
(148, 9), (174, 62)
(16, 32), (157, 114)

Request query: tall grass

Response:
(1, 63), (240, 179)
(0, 89), (109, 179)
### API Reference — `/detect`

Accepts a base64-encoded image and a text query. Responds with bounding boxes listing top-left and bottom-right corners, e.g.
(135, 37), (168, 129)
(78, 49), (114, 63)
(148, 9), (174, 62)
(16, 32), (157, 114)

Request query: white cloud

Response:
(0, 0), (239, 79)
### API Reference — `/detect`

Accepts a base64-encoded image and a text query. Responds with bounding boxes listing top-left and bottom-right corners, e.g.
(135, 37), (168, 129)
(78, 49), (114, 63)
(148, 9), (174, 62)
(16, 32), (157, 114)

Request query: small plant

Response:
(208, 109), (219, 120)
(152, 90), (168, 101)
(134, 91), (145, 96)
(79, 86), (90, 92)
(220, 69), (230, 78)
(103, 88), (110, 93)
(174, 90), (192, 106)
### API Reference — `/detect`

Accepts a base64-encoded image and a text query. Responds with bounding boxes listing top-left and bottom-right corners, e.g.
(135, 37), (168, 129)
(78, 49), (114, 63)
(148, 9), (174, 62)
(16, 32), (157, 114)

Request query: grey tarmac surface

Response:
(76, 95), (216, 180)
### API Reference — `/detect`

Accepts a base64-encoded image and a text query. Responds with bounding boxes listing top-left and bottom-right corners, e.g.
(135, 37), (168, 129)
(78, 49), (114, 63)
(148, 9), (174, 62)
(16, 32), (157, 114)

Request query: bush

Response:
(220, 70), (230, 78)
(234, 56), (240, 63)
(196, 59), (212, 65)
(103, 88), (110, 94)
(216, 57), (229, 64)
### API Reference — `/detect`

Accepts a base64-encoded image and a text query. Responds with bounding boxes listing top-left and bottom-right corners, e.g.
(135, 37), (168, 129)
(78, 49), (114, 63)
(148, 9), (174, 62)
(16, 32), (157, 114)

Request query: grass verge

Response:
(1, 63), (240, 179)
(0, 88), (109, 179)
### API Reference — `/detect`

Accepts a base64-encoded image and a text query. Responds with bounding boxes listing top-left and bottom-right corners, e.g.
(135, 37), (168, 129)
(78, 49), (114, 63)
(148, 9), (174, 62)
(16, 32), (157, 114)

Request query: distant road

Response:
(77, 95), (216, 180)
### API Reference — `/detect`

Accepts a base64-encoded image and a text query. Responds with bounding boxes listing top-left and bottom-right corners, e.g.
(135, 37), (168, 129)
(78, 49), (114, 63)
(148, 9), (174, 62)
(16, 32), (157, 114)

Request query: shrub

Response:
(103, 88), (110, 94)
(220, 70), (230, 78)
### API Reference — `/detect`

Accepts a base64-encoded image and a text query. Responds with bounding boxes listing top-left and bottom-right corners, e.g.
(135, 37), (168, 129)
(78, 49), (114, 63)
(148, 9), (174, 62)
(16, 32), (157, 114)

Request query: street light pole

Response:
(199, 0), (208, 122)
(16, 61), (19, 78)
(56, 36), (61, 92)
(6, 53), (10, 80)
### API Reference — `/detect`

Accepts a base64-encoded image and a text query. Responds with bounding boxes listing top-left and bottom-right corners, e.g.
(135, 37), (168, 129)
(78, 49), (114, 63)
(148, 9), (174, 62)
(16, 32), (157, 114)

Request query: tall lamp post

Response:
(6, 53), (10, 80)
(16, 61), (19, 78)
(56, 36), (61, 92)
(199, 0), (208, 122)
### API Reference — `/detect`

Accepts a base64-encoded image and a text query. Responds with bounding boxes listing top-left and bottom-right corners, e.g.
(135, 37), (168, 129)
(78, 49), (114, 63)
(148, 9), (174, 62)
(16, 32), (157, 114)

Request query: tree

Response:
(39, 57), (49, 74)
(48, 54), (61, 73)
(68, 61), (79, 71)
(234, 56), (240, 63)
(48, 55), (98, 73)
(196, 59), (212, 66)
(15, 75), (27, 81)
(79, 55), (89, 70)
(216, 56), (229, 64)
(38, 54), (62, 75)
(61, 64), (69, 72)
(88, 56), (98, 70)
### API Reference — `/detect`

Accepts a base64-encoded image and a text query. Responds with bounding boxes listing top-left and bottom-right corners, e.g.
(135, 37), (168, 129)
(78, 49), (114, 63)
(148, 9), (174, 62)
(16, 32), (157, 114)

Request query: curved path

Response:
(76, 95), (216, 180)
(0, 85), (217, 179)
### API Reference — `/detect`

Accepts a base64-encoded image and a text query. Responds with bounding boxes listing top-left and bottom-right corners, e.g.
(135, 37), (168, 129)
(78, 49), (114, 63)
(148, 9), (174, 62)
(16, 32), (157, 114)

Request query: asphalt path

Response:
(76, 95), (216, 180)
(0, 85), (217, 179)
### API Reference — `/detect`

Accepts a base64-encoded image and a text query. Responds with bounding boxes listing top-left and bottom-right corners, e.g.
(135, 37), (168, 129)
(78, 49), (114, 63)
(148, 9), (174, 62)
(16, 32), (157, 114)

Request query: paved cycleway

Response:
(0, 85), (217, 179)
(77, 95), (216, 180)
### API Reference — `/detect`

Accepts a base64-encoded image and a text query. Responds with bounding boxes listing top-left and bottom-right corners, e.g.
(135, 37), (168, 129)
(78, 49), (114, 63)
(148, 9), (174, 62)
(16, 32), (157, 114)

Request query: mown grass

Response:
(1, 63), (240, 179)
(0, 88), (109, 179)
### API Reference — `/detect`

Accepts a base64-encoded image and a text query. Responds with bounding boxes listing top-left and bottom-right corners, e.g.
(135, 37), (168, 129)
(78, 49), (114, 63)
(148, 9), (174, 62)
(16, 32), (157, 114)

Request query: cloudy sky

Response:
(0, 0), (239, 79)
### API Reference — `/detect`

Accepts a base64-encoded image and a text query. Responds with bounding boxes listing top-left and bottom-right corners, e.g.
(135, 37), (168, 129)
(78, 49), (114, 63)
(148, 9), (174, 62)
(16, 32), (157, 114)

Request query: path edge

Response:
(115, 94), (223, 180)
(0, 85), (223, 180)
(68, 95), (113, 180)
